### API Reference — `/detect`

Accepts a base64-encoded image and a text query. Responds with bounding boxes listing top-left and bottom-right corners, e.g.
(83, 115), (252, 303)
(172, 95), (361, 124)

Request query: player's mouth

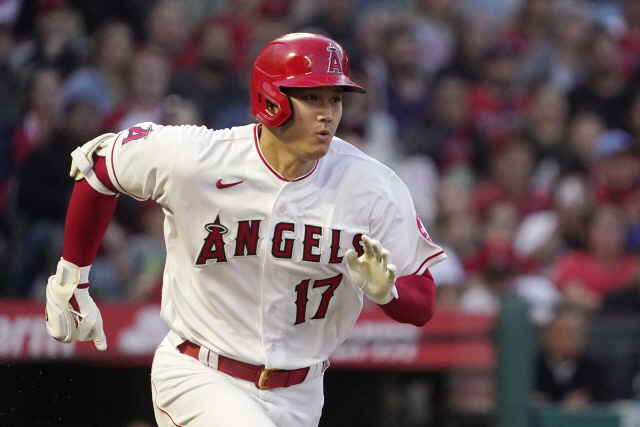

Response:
(316, 129), (332, 142)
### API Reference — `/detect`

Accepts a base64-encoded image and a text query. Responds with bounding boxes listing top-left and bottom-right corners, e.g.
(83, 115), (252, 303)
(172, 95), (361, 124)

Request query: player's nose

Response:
(317, 104), (334, 122)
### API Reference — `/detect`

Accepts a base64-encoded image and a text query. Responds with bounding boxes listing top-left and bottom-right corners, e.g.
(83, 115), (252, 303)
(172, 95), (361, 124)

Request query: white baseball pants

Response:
(150, 333), (325, 427)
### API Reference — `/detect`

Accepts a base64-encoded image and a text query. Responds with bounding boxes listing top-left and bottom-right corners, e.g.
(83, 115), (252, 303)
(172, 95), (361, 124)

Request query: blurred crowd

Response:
(1, 0), (640, 412)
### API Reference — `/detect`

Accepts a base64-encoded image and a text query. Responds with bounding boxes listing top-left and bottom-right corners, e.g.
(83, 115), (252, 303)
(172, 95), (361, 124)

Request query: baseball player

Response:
(44, 33), (446, 426)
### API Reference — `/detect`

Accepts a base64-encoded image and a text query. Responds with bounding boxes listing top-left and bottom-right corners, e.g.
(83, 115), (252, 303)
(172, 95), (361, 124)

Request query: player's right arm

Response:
(45, 156), (118, 349)
(46, 124), (178, 349)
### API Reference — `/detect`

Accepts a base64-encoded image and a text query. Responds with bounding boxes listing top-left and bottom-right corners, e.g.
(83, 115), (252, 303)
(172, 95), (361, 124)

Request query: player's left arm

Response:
(347, 172), (445, 326)
(379, 269), (436, 326)
(346, 236), (436, 326)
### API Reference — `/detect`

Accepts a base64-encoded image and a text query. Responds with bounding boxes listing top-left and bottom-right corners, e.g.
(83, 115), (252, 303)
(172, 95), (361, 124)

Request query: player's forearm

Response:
(62, 177), (118, 268)
(378, 269), (436, 326)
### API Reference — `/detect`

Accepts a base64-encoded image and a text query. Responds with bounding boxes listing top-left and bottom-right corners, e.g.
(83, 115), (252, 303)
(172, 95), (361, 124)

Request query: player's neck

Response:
(259, 126), (317, 181)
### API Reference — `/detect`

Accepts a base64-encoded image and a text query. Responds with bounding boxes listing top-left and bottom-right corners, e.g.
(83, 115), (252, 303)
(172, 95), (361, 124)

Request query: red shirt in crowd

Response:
(552, 250), (639, 296)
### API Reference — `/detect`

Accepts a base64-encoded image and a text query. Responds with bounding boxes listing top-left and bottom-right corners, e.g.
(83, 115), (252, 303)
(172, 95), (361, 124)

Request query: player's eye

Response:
(305, 94), (318, 101)
(332, 96), (342, 104)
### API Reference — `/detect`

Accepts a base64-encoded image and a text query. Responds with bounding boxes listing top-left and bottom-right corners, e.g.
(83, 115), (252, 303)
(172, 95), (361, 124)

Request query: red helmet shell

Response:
(251, 33), (366, 128)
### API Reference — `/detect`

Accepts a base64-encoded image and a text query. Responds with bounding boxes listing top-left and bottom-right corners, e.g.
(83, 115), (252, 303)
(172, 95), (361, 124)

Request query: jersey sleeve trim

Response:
(411, 250), (447, 275)
(106, 130), (146, 201)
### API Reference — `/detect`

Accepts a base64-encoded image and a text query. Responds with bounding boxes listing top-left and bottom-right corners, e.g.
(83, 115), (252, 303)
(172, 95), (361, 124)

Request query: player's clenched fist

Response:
(45, 259), (107, 350)
(346, 235), (399, 305)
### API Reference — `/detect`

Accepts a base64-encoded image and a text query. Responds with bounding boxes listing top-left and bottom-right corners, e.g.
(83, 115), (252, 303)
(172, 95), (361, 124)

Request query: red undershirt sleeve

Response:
(62, 156), (119, 269)
(378, 268), (436, 326)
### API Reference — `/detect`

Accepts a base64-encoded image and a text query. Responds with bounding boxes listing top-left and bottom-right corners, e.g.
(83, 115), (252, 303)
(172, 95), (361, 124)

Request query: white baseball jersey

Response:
(100, 122), (446, 369)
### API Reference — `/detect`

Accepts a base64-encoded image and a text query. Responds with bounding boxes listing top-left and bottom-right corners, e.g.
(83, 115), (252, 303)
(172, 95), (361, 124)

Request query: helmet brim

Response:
(276, 74), (367, 94)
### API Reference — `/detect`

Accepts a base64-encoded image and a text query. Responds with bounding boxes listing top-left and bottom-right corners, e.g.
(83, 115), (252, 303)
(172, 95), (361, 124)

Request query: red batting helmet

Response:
(251, 33), (367, 128)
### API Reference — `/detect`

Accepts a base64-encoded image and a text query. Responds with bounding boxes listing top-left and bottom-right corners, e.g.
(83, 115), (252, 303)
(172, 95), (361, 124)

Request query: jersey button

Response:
(270, 306), (277, 313)
(278, 206), (286, 213)
(271, 344), (276, 351)
(271, 269), (278, 276)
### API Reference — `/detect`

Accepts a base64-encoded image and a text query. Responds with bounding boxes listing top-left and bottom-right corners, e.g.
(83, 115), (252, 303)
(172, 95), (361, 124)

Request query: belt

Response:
(177, 340), (312, 390)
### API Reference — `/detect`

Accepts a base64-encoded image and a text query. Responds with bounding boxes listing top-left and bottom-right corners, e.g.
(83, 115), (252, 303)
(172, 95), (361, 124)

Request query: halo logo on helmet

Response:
(250, 33), (367, 128)
(327, 44), (343, 74)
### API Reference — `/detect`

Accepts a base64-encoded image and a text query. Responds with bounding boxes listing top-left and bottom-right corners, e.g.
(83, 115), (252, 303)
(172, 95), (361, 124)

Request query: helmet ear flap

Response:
(252, 83), (293, 128)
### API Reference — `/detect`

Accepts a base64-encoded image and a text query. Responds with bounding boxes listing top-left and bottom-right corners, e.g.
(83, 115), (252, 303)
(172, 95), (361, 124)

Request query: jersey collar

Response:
(253, 124), (319, 182)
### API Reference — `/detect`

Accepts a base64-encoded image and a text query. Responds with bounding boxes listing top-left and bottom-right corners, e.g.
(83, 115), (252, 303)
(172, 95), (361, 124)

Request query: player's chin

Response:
(310, 138), (332, 158)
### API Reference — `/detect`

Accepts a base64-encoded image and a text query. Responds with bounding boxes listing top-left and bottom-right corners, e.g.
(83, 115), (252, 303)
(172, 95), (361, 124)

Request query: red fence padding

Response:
(0, 299), (495, 371)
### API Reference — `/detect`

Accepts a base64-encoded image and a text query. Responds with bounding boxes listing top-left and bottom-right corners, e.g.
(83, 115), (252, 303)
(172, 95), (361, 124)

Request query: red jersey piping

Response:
(411, 251), (445, 275)
(109, 130), (141, 199)
(253, 124), (319, 182)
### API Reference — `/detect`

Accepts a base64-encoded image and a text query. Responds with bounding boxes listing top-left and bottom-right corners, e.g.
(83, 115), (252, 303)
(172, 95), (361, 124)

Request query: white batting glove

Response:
(45, 259), (107, 351)
(346, 235), (398, 305)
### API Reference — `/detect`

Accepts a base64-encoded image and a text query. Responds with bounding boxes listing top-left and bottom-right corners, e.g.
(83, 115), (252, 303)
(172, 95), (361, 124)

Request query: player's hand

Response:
(45, 259), (107, 351)
(346, 235), (398, 305)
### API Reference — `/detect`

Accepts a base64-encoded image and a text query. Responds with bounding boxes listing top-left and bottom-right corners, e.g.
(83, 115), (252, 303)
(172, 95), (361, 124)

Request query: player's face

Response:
(277, 86), (343, 161)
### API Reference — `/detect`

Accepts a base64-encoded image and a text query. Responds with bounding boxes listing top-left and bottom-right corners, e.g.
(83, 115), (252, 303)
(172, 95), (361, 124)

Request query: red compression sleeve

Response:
(379, 269), (436, 326)
(62, 157), (118, 267)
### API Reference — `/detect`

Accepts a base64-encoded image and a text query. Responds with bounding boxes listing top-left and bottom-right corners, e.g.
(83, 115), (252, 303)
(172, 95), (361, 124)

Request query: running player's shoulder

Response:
(164, 123), (256, 146)
(327, 137), (395, 179)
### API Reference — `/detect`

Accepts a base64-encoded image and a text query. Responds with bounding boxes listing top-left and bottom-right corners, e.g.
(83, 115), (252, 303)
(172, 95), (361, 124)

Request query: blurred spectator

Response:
(439, 10), (495, 83)
(62, 20), (135, 116)
(123, 201), (166, 302)
(6, 66), (61, 170)
(0, 23), (21, 125)
(563, 110), (606, 176)
(430, 245), (466, 310)
(503, 0), (554, 56)
(103, 51), (171, 132)
(534, 304), (615, 408)
(473, 134), (551, 220)
(8, 96), (102, 297)
(251, 1), (294, 73)
(467, 37), (530, 173)
(353, 7), (396, 109)
(380, 21), (430, 138)
(568, 27), (635, 129)
(413, 0), (458, 79)
(552, 204), (640, 310)
(618, 0), (640, 79)
(519, 2), (592, 92)
(99, 200), (166, 303)
(514, 273), (562, 326)
(515, 174), (593, 276)
(625, 89), (640, 153)
(401, 75), (472, 170)
(435, 172), (479, 259)
(591, 129), (640, 222)
(522, 82), (569, 190)
(296, 0), (359, 59)
(163, 94), (203, 127)
(141, 0), (193, 71)
(168, 21), (247, 130)
(10, 0), (86, 79)
(459, 240), (520, 314)
(514, 210), (560, 275)
(554, 175), (592, 251)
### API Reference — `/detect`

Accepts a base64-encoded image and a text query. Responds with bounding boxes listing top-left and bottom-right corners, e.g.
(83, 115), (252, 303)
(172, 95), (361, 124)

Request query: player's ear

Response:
(266, 100), (279, 115)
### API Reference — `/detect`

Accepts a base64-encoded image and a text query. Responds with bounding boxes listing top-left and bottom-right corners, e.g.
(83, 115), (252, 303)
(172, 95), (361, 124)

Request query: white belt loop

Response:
(199, 346), (219, 369)
(303, 360), (329, 383)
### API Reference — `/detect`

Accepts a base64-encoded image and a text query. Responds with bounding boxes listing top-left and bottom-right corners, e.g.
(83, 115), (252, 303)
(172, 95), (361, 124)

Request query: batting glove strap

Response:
(45, 275), (79, 343)
(346, 235), (399, 305)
